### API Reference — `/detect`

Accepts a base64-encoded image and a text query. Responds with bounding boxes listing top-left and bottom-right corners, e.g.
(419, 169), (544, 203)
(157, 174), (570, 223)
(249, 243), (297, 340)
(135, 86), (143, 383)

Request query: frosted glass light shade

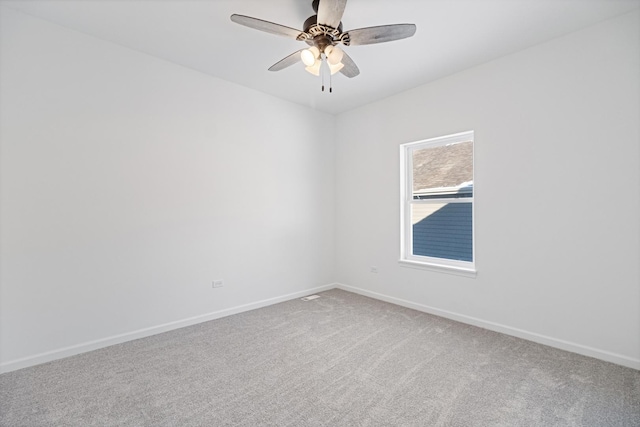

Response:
(301, 46), (320, 66)
(329, 62), (344, 75)
(324, 45), (334, 57)
(301, 49), (315, 66)
(327, 46), (344, 65)
(305, 60), (321, 76)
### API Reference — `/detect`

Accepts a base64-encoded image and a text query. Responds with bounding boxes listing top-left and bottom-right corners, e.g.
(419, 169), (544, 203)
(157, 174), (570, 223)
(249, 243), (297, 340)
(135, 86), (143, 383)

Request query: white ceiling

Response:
(2, 0), (639, 114)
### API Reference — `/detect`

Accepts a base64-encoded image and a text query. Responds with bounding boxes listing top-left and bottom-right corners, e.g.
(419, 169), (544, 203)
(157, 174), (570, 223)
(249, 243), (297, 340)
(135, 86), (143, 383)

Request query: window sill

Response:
(398, 259), (477, 278)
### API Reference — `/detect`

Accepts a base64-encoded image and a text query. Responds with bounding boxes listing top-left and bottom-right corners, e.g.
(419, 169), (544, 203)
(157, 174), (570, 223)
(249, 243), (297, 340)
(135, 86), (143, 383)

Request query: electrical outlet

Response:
(212, 280), (224, 288)
(370, 266), (378, 273)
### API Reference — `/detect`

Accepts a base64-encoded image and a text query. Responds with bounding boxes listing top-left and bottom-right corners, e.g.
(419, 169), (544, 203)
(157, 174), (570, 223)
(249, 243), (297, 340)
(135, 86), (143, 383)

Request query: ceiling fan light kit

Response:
(301, 45), (344, 77)
(230, 0), (416, 92)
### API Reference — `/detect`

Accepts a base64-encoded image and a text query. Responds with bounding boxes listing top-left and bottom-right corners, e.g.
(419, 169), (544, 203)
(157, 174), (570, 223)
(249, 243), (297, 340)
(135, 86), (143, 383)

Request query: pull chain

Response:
(319, 58), (333, 93)
(329, 69), (333, 93)
(321, 57), (325, 92)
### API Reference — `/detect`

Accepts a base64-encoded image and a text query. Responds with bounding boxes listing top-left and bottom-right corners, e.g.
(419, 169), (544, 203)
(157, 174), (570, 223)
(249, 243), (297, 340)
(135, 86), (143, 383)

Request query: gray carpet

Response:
(1, 289), (639, 426)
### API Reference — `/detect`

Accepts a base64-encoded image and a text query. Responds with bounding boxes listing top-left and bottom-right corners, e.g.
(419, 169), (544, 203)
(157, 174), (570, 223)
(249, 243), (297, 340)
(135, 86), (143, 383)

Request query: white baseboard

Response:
(335, 283), (640, 370)
(5, 283), (637, 373)
(0, 284), (335, 374)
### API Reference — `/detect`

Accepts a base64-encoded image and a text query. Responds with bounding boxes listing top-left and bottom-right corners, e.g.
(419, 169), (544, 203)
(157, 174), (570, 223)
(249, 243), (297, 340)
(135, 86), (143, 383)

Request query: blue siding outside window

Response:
(412, 202), (472, 262)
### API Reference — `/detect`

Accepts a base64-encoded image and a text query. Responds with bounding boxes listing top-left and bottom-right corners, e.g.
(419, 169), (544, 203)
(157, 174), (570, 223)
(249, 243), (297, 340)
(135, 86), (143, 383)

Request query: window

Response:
(400, 131), (475, 275)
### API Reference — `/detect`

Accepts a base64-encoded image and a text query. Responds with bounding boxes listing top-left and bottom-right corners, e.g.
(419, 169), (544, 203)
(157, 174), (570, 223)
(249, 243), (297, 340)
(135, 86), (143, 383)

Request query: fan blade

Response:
(345, 24), (416, 46)
(317, 0), (348, 29)
(230, 14), (303, 39)
(269, 50), (304, 71)
(339, 51), (359, 78)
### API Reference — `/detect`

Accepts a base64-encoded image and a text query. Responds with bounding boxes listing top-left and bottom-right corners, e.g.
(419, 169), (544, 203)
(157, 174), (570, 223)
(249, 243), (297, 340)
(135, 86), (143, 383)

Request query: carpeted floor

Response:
(1, 289), (639, 426)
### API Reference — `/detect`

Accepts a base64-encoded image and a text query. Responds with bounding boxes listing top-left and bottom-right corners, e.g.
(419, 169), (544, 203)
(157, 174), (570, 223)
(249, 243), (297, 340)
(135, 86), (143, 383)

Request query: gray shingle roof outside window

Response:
(413, 141), (473, 192)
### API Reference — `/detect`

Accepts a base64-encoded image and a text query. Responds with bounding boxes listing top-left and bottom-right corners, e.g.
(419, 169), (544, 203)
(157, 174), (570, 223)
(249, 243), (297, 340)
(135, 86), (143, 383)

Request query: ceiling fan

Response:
(230, 0), (416, 92)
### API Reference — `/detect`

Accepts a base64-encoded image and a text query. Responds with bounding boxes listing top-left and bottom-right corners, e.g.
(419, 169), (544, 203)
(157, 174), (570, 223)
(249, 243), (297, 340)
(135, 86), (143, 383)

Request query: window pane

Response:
(412, 202), (472, 262)
(413, 141), (473, 199)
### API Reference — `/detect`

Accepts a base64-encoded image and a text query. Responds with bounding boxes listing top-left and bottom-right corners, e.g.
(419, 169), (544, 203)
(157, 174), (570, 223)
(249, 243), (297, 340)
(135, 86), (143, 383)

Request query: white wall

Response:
(0, 7), (335, 371)
(334, 10), (640, 369)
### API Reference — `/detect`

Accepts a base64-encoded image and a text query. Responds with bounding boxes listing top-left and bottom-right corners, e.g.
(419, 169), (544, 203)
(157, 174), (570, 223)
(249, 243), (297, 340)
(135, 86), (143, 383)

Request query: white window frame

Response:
(399, 131), (476, 277)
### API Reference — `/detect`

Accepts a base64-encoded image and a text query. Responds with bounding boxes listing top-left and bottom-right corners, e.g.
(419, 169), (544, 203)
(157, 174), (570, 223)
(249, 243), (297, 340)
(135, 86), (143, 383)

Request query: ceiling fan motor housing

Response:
(302, 15), (346, 51)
